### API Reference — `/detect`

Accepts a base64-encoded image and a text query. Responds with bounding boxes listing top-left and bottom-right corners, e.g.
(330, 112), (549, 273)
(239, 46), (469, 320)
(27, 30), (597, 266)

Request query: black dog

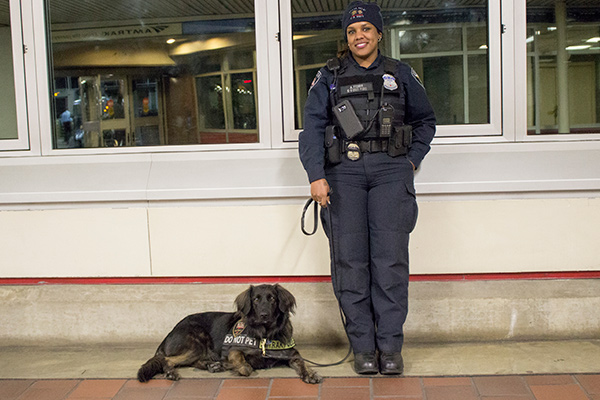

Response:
(137, 284), (322, 384)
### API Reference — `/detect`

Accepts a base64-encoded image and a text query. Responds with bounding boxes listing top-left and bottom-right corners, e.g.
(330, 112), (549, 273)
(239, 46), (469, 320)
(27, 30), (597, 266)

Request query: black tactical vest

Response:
(328, 55), (406, 140)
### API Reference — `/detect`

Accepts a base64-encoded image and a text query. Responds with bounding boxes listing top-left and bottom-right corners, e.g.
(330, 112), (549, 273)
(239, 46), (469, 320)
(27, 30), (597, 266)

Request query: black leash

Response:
(301, 198), (319, 236)
(300, 198), (353, 367)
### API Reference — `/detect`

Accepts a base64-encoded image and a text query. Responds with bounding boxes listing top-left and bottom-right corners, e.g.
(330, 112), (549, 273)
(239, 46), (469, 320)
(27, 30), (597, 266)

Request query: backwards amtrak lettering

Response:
(103, 26), (169, 37)
(52, 24), (182, 43)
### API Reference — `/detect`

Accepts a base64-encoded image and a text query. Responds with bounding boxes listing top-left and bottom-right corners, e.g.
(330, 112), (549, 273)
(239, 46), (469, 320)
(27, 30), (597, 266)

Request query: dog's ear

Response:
(275, 284), (296, 314)
(235, 285), (254, 315)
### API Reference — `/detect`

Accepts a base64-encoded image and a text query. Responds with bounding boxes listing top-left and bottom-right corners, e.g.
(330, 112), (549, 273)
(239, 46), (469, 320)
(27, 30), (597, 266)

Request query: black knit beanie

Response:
(342, 1), (384, 40)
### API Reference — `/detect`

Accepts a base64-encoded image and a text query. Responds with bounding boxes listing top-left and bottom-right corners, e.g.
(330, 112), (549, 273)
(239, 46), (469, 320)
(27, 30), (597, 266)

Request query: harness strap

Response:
(222, 320), (296, 359)
(383, 57), (397, 75)
(326, 57), (342, 109)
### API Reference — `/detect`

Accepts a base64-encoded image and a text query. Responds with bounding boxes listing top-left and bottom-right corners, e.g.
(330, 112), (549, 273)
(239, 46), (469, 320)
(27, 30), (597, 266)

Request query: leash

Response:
(301, 198), (319, 236)
(300, 197), (353, 367)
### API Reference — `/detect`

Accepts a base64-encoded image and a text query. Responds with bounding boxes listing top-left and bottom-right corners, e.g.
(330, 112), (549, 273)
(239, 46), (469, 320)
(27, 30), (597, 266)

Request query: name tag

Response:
(340, 82), (373, 96)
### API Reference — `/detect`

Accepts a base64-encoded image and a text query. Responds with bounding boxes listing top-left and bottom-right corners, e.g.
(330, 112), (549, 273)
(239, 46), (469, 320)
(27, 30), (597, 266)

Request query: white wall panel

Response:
(0, 197), (599, 278)
(0, 208), (151, 277)
(148, 205), (330, 276)
(411, 198), (600, 274)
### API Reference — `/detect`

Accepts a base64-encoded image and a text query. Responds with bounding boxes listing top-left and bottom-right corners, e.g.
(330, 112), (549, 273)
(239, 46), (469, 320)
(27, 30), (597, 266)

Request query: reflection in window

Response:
(527, 1), (600, 135)
(231, 73), (257, 130)
(0, 0), (18, 141)
(292, 1), (490, 128)
(197, 75), (226, 131)
(48, 0), (258, 148)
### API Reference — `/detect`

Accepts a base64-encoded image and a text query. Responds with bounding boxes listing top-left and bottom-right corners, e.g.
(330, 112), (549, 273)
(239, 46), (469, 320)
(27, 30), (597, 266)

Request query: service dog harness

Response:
(221, 320), (297, 360)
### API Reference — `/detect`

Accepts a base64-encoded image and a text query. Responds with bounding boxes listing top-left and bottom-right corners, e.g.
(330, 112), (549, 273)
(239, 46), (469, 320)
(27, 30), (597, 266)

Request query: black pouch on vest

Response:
(332, 99), (364, 140)
(388, 125), (412, 157)
(325, 125), (342, 165)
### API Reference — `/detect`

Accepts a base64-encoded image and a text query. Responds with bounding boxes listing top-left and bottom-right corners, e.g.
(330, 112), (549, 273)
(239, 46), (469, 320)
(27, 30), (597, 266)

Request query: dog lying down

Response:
(137, 284), (322, 384)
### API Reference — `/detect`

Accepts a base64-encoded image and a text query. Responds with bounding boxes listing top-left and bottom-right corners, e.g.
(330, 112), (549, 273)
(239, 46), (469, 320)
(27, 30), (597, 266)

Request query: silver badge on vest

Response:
(382, 74), (398, 91)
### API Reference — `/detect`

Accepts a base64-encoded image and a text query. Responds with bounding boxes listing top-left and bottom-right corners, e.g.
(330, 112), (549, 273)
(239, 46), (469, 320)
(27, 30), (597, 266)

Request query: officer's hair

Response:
(337, 46), (350, 59)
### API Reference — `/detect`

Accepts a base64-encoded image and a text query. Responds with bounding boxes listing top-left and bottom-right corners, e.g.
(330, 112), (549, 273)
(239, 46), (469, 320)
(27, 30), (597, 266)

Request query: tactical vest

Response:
(327, 55), (406, 141)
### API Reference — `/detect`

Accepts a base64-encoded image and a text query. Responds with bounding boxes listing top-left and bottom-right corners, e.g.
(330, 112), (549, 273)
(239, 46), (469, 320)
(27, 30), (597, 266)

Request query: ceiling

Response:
(1, 0), (598, 28)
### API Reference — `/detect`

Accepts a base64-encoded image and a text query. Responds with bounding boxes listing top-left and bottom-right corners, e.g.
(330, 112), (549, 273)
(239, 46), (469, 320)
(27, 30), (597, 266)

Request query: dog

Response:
(137, 284), (322, 384)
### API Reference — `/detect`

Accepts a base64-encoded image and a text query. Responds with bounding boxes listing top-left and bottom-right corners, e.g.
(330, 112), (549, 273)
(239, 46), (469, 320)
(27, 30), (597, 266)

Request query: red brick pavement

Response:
(1, 374), (599, 400)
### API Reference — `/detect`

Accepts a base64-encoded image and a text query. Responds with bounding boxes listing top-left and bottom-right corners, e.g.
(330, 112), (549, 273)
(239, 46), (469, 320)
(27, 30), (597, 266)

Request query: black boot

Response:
(354, 352), (379, 375)
(379, 352), (404, 375)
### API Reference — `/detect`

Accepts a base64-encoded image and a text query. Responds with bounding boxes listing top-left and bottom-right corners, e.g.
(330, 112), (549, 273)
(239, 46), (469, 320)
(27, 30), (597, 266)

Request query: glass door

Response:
(131, 78), (163, 146)
(78, 75), (130, 147)
(99, 76), (129, 147)
(79, 75), (102, 147)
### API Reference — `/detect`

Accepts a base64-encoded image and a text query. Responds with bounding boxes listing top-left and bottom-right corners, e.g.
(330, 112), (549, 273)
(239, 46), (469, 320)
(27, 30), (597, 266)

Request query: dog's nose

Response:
(260, 312), (269, 319)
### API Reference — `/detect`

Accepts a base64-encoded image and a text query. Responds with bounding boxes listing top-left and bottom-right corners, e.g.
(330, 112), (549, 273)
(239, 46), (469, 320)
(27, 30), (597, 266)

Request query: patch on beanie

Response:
(349, 6), (367, 23)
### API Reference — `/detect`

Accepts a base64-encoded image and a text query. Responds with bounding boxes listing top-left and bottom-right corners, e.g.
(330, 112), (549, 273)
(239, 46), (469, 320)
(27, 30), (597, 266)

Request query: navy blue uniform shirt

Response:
(299, 52), (436, 183)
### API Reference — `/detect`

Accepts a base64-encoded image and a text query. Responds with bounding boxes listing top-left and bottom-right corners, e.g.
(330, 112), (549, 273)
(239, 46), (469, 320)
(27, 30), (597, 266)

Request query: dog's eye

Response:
(267, 295), (275, 302)
(253, 297), (260, 303)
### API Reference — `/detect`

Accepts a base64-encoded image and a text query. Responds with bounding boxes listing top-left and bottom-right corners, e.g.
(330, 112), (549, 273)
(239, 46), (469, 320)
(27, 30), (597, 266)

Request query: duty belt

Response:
(344, 139), (389, 153)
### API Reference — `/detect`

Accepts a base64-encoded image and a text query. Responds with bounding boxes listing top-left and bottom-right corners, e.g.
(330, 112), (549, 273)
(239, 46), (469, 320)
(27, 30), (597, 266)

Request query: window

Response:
(527, 0), (600, 135)
(390, 24), (490, 126)
(195, 56), (258, 143)
(283, 0), (501, 141)
(0, 0), (29, 151)
(47, 0), (259, 149)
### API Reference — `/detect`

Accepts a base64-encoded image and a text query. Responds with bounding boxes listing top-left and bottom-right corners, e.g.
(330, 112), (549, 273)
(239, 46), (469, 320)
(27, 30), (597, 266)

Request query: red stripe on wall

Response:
(0, 271), (599, 285)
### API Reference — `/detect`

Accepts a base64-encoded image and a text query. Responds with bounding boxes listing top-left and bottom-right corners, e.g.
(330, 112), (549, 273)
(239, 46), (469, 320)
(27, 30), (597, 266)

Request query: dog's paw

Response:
(236, 364), (253, 377)
(302, 370), (323, 384)
(165, 371), (181, 381)
(207, 362), (225, 373)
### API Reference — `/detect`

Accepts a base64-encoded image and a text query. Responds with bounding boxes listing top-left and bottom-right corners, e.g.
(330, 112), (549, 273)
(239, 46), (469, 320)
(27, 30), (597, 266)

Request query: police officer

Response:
(298, 1), (436, 375)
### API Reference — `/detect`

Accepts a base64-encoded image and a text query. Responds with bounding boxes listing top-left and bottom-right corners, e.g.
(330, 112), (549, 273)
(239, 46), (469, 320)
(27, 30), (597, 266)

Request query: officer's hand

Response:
(310, 179), (330, 208)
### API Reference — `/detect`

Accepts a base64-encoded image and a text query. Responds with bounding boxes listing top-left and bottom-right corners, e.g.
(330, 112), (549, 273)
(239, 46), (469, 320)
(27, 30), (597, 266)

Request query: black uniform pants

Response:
(323, 152), (418, 354)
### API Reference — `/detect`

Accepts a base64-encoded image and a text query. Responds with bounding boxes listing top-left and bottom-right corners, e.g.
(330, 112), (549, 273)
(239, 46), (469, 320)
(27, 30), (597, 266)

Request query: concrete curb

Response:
(1, 279), (599, 345)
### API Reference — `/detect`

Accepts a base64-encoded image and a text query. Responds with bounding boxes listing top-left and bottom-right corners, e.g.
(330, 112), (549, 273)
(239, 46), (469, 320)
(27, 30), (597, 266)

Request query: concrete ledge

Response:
(1, 279), (599, 346)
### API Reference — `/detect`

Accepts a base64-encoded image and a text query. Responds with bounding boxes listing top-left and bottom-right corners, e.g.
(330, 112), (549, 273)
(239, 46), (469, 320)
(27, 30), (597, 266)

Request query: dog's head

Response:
(234, 284), (296, 335)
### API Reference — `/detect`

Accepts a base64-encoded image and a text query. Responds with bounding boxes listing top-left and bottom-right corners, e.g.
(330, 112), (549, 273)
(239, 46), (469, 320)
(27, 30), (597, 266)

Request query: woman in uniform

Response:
(298, 1), (436, 375)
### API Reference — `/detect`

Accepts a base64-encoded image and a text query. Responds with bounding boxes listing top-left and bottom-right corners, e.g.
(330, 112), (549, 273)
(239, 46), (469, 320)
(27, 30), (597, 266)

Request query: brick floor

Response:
(1, 374), (600, 399)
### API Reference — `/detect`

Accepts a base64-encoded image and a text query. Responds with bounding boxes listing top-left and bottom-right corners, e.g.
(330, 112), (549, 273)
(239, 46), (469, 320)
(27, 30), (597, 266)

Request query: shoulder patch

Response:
(308, 70), (322, 93)
(411, 68), (424, 88)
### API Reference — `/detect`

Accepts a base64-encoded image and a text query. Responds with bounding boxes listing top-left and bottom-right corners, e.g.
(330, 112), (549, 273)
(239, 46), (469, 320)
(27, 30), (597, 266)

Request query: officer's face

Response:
(346, 21), (381, 65)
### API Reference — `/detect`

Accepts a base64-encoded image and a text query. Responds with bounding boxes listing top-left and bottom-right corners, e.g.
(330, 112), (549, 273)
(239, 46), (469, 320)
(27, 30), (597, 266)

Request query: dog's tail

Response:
(137, 355), (165, 382)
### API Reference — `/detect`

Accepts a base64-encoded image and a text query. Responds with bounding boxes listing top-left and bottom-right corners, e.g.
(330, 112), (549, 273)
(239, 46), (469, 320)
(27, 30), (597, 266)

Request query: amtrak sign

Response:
(52, 24), (182, 43)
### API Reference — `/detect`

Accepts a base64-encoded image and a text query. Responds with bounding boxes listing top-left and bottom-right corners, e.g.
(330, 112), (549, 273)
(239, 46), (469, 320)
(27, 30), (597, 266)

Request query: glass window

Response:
(0, 0), (19, 142)
(527, 1), (600, 135)
(290, 1), (492, 130)
(197, 75), (226, 131)
(47, 0), (258, 149)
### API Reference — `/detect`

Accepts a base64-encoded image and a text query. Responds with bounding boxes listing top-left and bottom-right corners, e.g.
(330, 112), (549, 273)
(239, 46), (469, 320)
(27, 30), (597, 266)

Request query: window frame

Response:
(0, 0), (31, 152)
(34, 0), (274, 155)
(280, 0), (505, 143)
(516, 0), (600, 143)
